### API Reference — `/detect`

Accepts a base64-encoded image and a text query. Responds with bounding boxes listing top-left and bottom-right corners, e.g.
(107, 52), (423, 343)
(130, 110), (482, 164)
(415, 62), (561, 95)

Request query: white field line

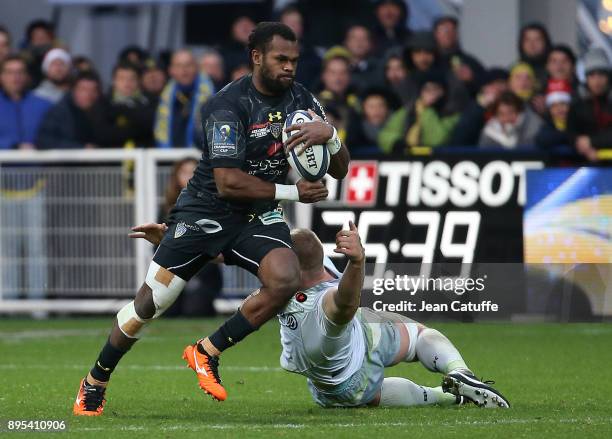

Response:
(0, 363), (283, 372)
(69, 417), (612, 432)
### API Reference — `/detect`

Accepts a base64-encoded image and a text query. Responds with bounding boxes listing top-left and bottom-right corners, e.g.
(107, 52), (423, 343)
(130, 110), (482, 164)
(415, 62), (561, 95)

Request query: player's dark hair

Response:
(247, 22), (297, 67)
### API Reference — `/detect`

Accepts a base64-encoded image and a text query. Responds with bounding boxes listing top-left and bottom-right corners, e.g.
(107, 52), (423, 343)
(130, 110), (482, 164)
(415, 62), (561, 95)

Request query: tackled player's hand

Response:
(297, 179), (328, 203)
(333, 221), (365, 263)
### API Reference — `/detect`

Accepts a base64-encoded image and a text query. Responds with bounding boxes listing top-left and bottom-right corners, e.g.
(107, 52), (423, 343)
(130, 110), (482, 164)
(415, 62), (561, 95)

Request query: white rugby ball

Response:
(282, 110), (330, 182)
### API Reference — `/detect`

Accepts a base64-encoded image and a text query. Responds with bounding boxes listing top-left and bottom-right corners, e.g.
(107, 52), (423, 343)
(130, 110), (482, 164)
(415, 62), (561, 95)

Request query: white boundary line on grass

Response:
(69, 417), (612, 432)
(0, 364), (284, 372)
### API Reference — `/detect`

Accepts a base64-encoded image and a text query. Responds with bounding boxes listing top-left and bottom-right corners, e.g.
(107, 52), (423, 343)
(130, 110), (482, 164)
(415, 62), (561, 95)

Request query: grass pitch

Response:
(1, 318), (611, 438)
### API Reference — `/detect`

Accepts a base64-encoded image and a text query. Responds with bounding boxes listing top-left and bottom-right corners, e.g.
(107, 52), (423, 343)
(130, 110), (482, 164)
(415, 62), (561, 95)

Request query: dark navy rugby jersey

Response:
(187, 74), (326, 214)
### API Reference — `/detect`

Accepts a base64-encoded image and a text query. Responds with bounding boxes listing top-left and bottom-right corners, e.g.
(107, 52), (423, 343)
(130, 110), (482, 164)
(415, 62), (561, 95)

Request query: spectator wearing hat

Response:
(517, 23), (552, 87)
(479, 91), (542, 149)
(343, 24), (383, 92)
(346, 87), (398, 154)
(317, 53), (360, 140)
(568, 48), (612, 161)
(372, 0), (411, 53)
(279, 5), (321, 89)
(379, 70), (459, 153)
(433, 15), (485, 103)
(398, 31), (439, 108)
(449, 68), (509, 146)
(141, 57), (167, 99)
(535, 79), (572, 150)
(118, 45), (149, 70)
(33, 48), (72, 104)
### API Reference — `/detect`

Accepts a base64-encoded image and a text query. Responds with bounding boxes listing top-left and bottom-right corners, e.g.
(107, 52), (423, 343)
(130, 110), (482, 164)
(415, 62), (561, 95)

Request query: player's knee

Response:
(134, 283), (155, 319)
(145, 261), (186, 318)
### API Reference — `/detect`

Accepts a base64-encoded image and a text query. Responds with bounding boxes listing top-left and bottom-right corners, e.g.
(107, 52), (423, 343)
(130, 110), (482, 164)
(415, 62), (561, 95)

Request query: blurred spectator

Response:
(221, 16), (255, 79)
(0, 54), (51, 149)
(568, 48), (612, 162)
(517, 23), (551, 86)
(107, 62), (156, 147)
(372, 0), (410, 53)
(343, 24), (382, 92)
(72, 55), (96, 74)
(449, 68), (509, 146)
(230, 64), (251, 81)
(154, 49), (214, 148)
(0, 26), (12, 64)
(346, 87), (397, 153)
(379, 70), (459, 153)
(161, 158), (221, 317)
(546, 45), (577, 86)
(141, 57), (167, 99)
(33, 48), (71, 104)
(279, 5), (321, 89)
(384, 49), (412, 105)
(200, 49), (226, 91)
(479, 91), (542, 148)
(37, 71), (106, 149)
(535, 79), (572, 150)
(118, 45), (148, 69)
(509, 62), (537, 105)
(317, 52), (360, 139)
(21, 19), (57, 86)
(400, 31), (439, 108)
(433, 15), (484, 111)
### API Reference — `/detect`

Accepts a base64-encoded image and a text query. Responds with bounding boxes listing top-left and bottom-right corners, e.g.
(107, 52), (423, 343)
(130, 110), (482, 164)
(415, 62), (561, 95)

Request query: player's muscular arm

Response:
(327, 143), (350, 180)
(214, 168), (329, 203)
(323, 221), (365, 325)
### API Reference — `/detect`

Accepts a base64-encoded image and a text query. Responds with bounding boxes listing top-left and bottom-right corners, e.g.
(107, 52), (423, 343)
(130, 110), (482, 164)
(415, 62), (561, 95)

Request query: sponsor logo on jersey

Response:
(212, 121), (238, 156)
(268, 111), (283, 122)
(279, 314), (298, 330)
(174, 222), (187, 238)
(295, 292), (307, 303)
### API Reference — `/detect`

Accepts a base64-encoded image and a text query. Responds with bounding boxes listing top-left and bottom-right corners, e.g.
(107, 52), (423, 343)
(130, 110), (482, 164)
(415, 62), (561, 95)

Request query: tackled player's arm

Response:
(322, 221), (365, 325)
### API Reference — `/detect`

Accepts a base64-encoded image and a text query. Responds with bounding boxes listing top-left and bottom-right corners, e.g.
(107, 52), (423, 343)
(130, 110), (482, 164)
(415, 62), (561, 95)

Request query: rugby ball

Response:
(282, 110), (330, 182)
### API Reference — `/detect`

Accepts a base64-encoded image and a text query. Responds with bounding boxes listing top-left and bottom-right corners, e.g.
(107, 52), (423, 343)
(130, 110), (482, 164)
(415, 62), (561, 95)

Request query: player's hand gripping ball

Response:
(283, 110), (330, 181)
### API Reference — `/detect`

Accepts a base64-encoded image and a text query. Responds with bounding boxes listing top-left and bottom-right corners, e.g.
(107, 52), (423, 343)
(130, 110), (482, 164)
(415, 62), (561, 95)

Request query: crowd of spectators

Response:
(1, 0), (612, 162)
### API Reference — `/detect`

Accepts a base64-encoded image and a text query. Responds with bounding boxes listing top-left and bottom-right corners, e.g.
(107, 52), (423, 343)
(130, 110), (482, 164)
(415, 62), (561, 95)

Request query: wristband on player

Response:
(274, 184), (300, 201)
(326, 125), (342, 155)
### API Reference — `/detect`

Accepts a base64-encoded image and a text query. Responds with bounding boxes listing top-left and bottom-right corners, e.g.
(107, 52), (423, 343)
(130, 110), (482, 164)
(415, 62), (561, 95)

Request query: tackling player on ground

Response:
(73, 22), (349, 415)
(129, 221), (510, 409)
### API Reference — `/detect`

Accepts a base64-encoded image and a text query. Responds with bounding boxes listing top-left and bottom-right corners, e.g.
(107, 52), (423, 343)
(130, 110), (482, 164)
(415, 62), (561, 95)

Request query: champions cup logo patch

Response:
(212, 122), (238, 156)
(174, 222), (187, 238)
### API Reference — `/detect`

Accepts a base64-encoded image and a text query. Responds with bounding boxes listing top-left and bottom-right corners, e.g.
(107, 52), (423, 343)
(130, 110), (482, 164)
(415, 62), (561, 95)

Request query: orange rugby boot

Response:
(182, 342), (227, 401)
(73, 378), (106, 416)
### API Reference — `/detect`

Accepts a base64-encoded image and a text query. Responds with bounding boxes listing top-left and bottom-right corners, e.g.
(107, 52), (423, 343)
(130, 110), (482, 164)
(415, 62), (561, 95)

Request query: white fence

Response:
(0, 149), (262, 314)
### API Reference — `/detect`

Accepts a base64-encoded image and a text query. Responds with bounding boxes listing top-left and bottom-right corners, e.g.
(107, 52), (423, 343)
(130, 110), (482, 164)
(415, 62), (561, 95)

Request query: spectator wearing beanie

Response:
(535, 79), (573, 150)
(479, 91), (542, 148)
(34, 48), (72, 104)
(372, 0), (411, 53)
(398, 31), (439, 108)
(449, 68), (509, 146)
(379, 70), (459, 153)
(568, 48), (612, 161)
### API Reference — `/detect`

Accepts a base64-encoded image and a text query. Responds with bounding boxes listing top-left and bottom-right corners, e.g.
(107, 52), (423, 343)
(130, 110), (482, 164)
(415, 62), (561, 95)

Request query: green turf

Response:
(0, 318), (611, 438)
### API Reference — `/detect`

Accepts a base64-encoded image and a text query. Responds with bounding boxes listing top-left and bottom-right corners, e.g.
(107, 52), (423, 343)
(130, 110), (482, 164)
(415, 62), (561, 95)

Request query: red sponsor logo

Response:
(343, 161), (378, 206)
